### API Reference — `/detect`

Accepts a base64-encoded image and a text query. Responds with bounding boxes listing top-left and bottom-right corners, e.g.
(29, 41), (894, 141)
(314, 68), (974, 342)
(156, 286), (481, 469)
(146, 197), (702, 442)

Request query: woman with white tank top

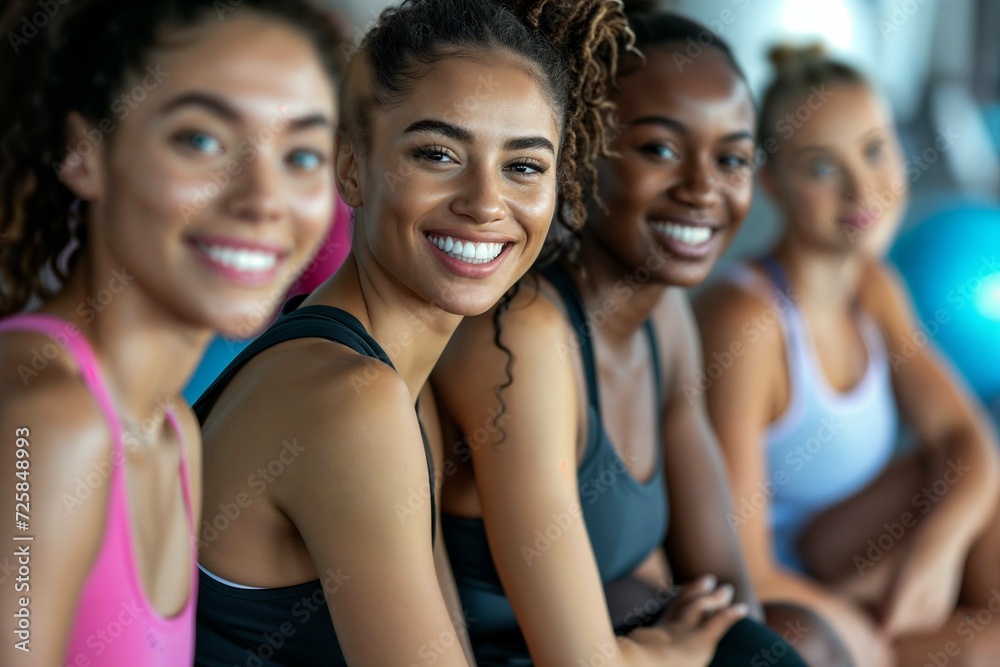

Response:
(696, 45), (1000, 667)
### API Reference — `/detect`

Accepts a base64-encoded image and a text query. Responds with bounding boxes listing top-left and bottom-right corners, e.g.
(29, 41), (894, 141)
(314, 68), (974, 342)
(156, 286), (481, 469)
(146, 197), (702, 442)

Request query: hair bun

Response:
(767, 42), (827, 74)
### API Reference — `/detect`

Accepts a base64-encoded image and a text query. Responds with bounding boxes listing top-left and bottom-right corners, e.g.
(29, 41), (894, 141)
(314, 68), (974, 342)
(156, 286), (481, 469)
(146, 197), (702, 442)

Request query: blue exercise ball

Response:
(890, 204), (1000, 403)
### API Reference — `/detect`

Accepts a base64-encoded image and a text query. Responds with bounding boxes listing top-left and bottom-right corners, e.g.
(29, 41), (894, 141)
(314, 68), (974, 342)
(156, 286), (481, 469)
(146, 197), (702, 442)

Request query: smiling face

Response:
(339, 53), (561, 317)
(589, 46), (756, 288)
(763, 82), (907, 258)
(64, 12), (336, 336)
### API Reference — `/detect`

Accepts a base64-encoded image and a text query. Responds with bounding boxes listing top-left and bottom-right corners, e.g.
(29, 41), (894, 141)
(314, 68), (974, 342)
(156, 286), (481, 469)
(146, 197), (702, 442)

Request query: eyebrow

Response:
(505, 136), (556, 154)
(796, 128), (886, 155)
(160, 92), (331, 131)
(794, 145), (834, 155)
(403, 119), (474, 143)
(403, 118), (555, 155)
(626, 115), (753, 143)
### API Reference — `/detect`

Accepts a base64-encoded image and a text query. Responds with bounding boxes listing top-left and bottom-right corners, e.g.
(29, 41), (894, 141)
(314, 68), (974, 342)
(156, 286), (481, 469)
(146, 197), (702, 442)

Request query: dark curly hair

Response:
(342, 0), (634, 437)
(343, 0), (634, 260)
(0, 0), (343, 316)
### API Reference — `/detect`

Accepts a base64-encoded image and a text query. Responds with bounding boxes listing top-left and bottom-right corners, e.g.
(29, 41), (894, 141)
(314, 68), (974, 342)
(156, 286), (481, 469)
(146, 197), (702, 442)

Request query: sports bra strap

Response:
(760, 255), (791, 298)
(538, 265), (663, 416)
(193, 295), (437, 544)
(538, 265), (604, 414)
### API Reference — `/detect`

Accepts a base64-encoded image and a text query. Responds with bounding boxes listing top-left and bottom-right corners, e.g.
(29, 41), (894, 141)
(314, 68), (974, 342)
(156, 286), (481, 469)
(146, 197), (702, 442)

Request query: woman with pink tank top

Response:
(0, 1), (341, 664)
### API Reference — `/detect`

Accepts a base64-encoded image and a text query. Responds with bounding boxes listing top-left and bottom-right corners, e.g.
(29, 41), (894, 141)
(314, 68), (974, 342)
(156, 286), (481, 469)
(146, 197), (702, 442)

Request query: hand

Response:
(878, 538), (965, 637)
(646, 576), (749, 666)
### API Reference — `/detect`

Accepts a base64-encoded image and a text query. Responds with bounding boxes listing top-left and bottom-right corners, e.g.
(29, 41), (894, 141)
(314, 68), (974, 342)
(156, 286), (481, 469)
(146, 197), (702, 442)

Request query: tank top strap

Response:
(538, 266), (666, 414)
(0, 314), (126, 457)
(643, 319), (663, 405)
(759, 255), (791, 296)
(192, 294), (437, 545)
(538, 265), (603, 415)
(757, 256), (813, 363)
(163, 409), (196, 556)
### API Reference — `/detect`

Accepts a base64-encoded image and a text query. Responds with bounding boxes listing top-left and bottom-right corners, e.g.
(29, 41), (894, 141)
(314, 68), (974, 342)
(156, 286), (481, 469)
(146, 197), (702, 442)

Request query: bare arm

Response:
(419, 384), (477, 666)
(272, 359), (471, 666)
(0, 381), (110, 667)
(859, 261), (1000, 634)
(658, 290), (761, 619)
(862, 261), (1000, 549)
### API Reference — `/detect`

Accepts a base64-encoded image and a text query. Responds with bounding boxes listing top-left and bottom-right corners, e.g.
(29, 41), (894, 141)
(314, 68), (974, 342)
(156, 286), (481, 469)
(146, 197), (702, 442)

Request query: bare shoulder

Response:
(858, 259), (911, 325)
(438, 275), (578, 387)
(245, 336), (419, 478)
(692, 273), (779, 336)
(0, 341), (112, 575)
(0, 333), (114, 481)
(0, 334), (113, 667)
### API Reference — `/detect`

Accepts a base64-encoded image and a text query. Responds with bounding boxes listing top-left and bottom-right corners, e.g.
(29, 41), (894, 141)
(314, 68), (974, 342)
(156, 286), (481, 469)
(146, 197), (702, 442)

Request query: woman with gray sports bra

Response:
(432, 12), (838, 667)
(696, 45), (1000, 666)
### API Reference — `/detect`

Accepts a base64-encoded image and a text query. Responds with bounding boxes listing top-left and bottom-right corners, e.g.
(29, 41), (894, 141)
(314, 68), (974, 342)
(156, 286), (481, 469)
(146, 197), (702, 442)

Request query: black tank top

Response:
(194, 294), (436, 667)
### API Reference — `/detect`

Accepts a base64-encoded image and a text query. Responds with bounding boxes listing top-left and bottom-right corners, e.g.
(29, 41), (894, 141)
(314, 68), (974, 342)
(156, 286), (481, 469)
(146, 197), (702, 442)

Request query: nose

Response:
(449, 163), (506, 225)
(226, 150), (286, 223)
(839, 164), (867, 204)
(671, 154), (719, 210)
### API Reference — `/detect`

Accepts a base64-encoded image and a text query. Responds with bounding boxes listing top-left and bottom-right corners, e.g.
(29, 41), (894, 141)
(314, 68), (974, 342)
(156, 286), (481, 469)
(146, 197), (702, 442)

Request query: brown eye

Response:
(719, 154), (751, 170)
(505, 159), (548, 175)
(640, 143), (679, 160)
(412, 146), (456, 163)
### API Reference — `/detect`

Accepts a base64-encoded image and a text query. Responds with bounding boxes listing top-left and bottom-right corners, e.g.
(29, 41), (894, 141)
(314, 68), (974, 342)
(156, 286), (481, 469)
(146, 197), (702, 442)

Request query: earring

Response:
(57, 199), (83, 274)
(67, 198), (82, 236)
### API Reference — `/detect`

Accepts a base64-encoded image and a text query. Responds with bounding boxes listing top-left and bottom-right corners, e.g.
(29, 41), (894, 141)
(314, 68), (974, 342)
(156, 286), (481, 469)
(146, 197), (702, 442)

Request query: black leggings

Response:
(710, 618), (808, 666)
(469, 617), (807, 666)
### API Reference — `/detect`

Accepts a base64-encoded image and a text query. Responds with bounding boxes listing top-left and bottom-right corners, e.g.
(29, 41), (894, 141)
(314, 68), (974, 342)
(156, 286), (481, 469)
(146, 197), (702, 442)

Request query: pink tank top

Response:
(0, 314), (197, 666)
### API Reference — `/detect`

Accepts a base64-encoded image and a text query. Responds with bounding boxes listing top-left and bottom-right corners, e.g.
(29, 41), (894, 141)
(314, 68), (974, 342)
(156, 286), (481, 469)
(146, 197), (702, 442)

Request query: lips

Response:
(840, 208), (881, 231)
(188, 235), (289, 287)
(647, 218), (723, 260)
(422, 231), (515, 279)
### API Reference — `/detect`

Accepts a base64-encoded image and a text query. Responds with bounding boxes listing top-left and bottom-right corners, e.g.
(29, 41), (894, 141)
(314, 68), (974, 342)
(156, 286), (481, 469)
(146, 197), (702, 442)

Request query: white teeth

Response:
(201, 244), (278, 272)
(426, 234), (505, 265)
(650, 221), (713, 246)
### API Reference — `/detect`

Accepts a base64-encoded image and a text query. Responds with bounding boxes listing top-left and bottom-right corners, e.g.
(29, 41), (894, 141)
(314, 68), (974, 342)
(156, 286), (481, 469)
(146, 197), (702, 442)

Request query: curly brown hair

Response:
(0, 0), (343, 317)
(342, 0), (634, 261)
(338, 0), (633, 439)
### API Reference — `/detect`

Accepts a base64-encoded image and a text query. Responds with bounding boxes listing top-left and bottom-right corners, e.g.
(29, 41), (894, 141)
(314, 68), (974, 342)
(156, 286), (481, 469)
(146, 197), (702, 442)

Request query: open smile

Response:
(426, 234), (507, 265)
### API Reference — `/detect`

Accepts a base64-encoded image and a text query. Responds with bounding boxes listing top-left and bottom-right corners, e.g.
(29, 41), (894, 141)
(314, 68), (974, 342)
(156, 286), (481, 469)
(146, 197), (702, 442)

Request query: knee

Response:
(764, 602), (854, 667)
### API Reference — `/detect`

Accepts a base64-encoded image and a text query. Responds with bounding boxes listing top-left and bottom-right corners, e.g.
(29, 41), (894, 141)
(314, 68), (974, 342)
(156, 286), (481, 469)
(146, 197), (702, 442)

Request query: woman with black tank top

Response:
(192, 1), (633, 665)
(431, 13), (848, 667)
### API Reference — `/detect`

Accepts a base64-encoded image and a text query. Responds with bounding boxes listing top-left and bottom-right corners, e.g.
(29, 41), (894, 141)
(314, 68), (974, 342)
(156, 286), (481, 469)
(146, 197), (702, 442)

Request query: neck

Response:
(45, 254), (213, 433)
(771, 233), (865, 314)
(307, 251), (461, 401)
(574, 232), (666, 344)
